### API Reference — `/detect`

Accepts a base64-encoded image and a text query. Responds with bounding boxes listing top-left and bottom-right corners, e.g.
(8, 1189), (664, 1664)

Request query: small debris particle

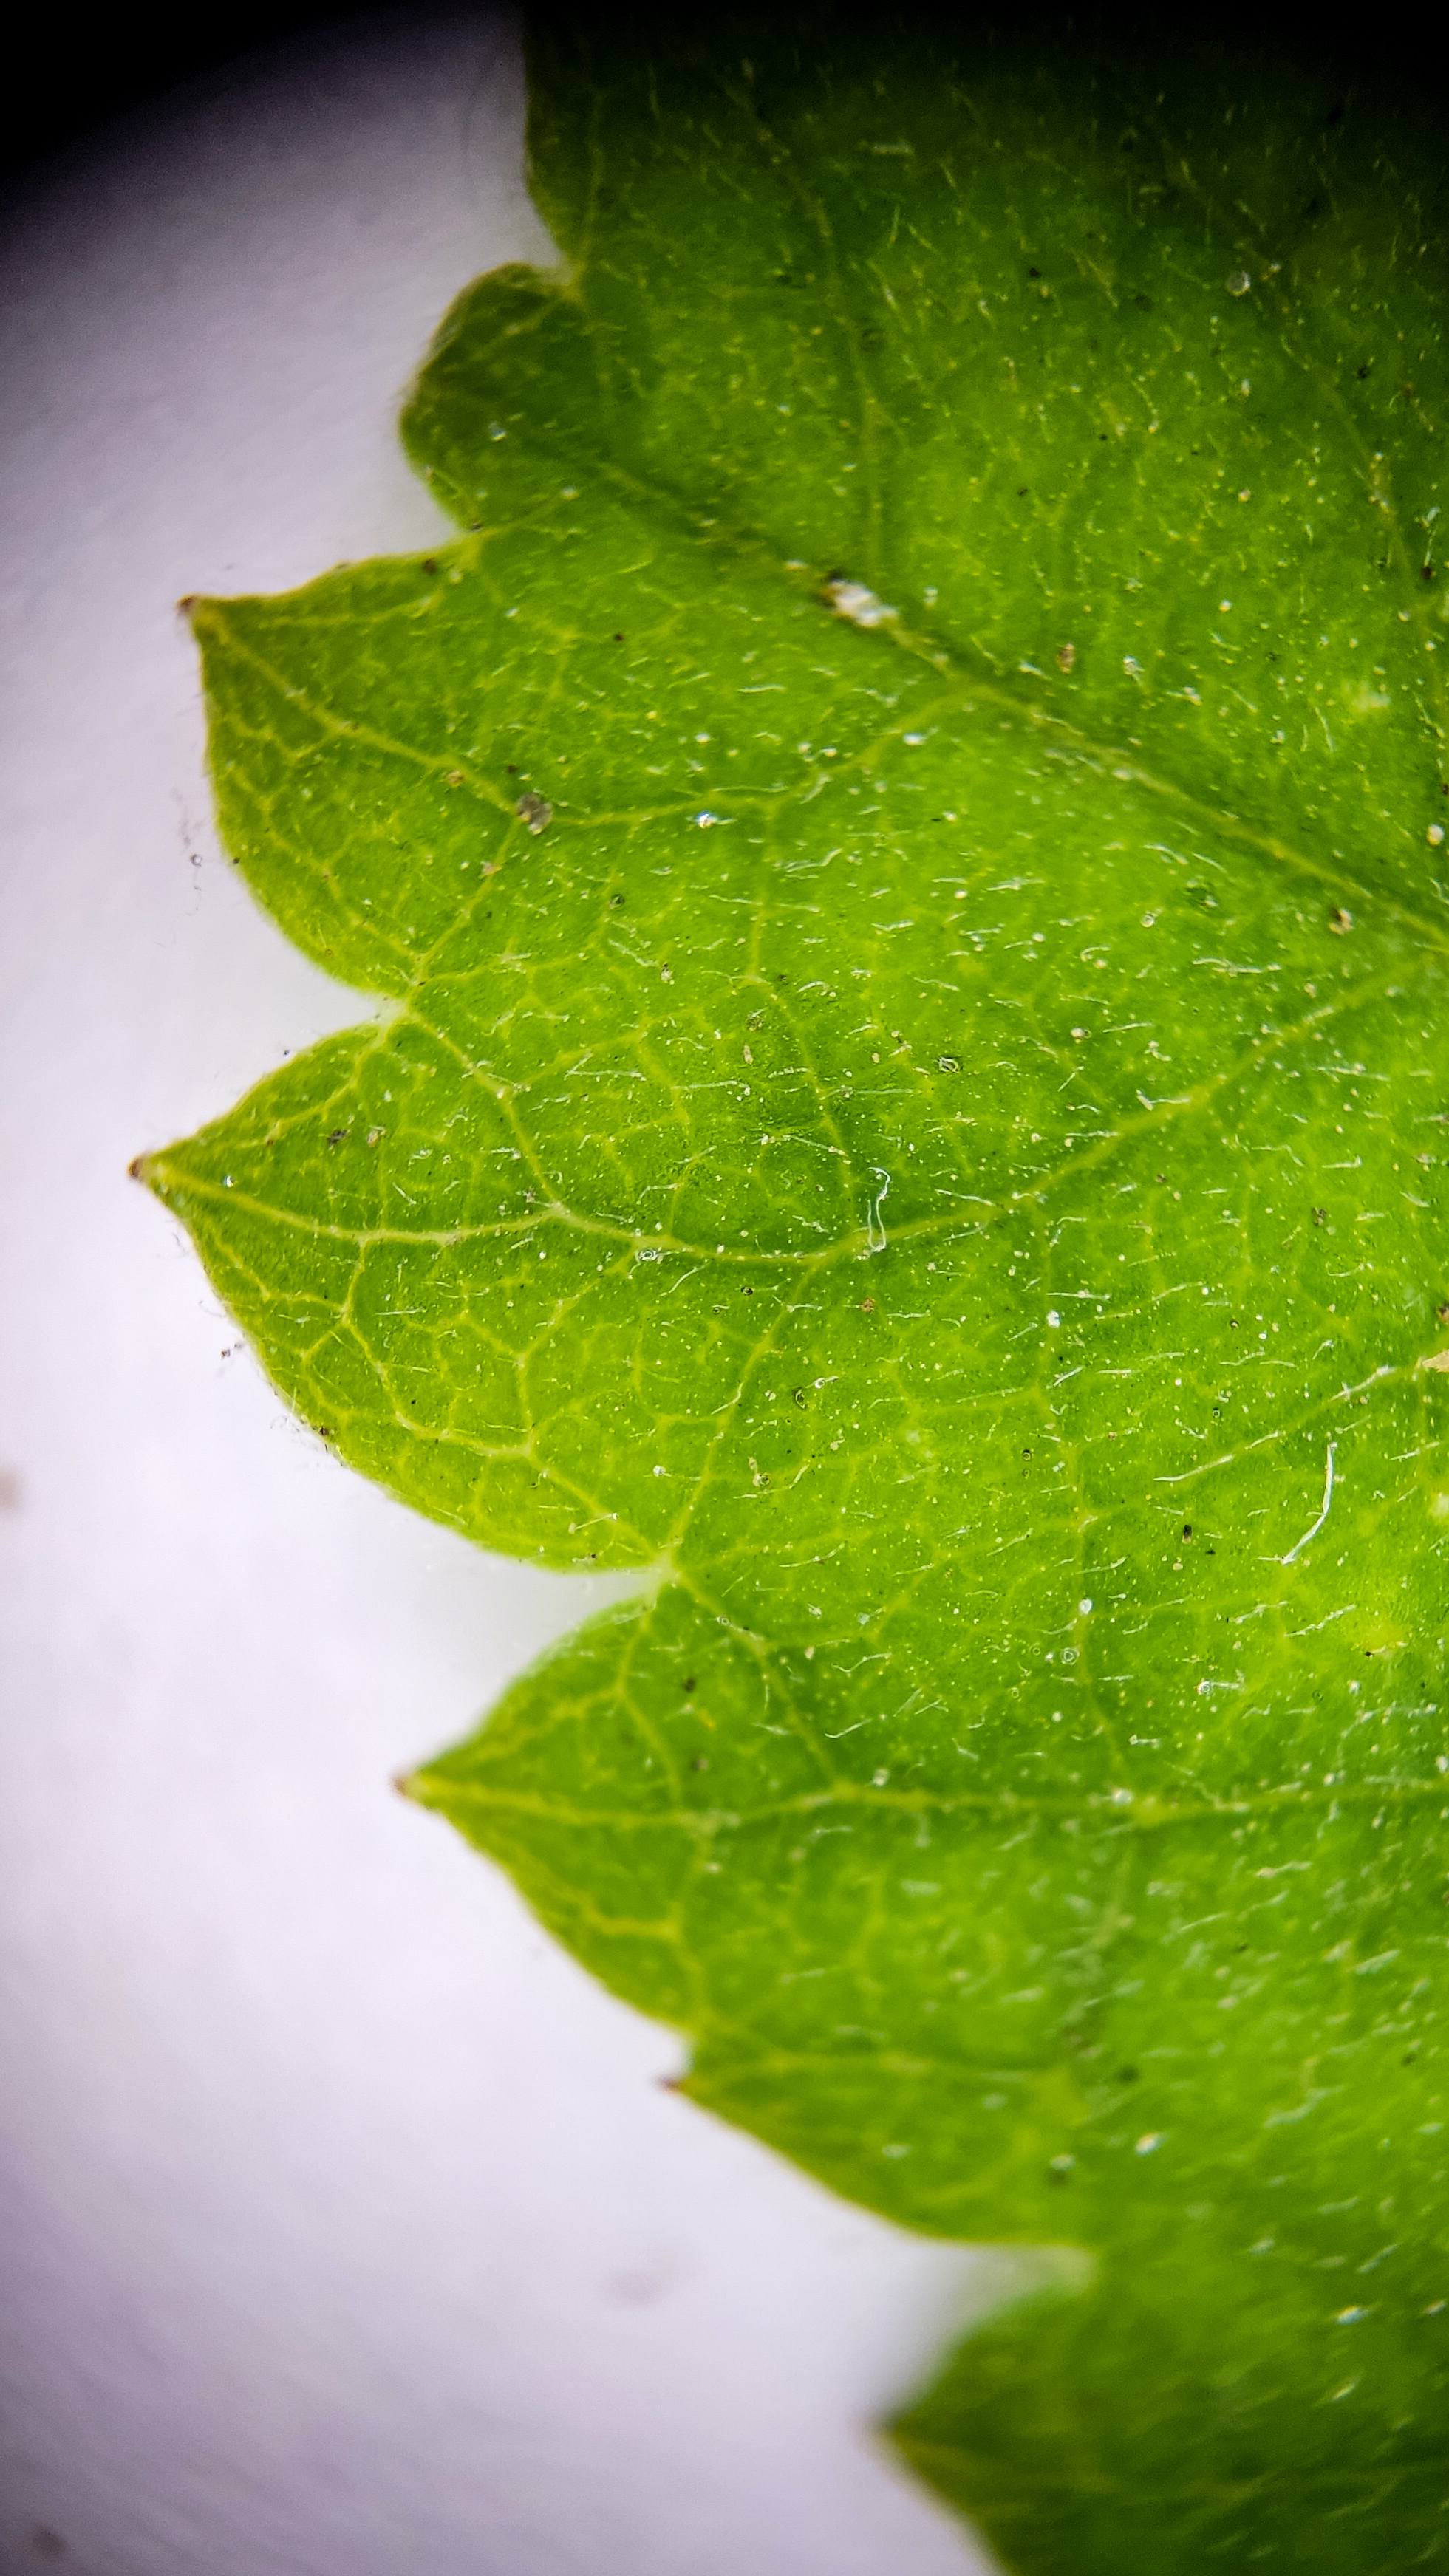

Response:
(1135, 2131), (1165, 2155)
(860, 1297), (876, 1313)
(1313, 1206), (1328, 1225)
(1329, 906), (1352, 935)
(1071, 1025), (1087, 1042)
(1420, 1350), (1449, 1375)
(1226, 270), (1251, 296)
(1057, 641), (1076, 672)
(516, 791), (553, 833)
(1438, 1304), (1449, 1324)
(445, 769), (464, 787)
(366, 1127), (384, 1147)
(822, 575), (896, 628)
(1429, 824), (1445, 846)
(938, 1054), (961, 1073)
(327, 1128), (347, 1147)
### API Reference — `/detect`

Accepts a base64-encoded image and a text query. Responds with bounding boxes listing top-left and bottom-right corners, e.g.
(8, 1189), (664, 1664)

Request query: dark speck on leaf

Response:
(613, 631), (624, 641)
(1028, 266), (1040, 277)
(683, 1677), (695, 1690)
(1182, 1524), (1193, 1540)
(327, 1128), (347, 1147)
(1313, 1207), (1328, 1225)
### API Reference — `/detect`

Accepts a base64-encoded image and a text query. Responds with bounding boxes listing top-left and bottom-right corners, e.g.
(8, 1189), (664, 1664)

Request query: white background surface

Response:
(0, 16), (1006, 2572)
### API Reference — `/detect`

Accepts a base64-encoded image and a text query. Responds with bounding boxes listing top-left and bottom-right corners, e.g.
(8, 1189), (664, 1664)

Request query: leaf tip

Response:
(131, 1147), (180, 1203)
(177, 592), (223, 639)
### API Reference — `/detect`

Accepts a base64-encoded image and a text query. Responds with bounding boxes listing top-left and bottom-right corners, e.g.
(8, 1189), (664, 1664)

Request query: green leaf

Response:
(141, 13), (1449, 2567)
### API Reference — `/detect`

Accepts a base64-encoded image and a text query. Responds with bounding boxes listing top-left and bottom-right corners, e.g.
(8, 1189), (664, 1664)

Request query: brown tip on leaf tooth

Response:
(127, 1154), (148, 1182)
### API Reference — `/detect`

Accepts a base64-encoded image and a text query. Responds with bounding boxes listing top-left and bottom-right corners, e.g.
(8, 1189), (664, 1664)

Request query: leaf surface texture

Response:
(146, 16), (1449, 2566)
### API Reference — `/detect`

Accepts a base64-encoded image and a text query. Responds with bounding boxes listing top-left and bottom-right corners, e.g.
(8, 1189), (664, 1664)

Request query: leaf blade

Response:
(147, 16), (1449, 2566)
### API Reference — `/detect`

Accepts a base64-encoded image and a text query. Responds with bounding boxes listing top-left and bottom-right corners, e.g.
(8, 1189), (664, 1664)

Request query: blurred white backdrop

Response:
(0, 14), (1009, 2574)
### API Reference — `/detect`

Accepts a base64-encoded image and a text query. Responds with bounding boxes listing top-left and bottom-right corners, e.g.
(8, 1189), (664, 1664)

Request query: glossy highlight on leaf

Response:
(142, 12), (1449, 2569)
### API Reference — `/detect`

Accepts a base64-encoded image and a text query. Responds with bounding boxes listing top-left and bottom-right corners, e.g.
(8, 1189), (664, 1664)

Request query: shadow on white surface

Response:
(0, 16), (1007, 2571)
